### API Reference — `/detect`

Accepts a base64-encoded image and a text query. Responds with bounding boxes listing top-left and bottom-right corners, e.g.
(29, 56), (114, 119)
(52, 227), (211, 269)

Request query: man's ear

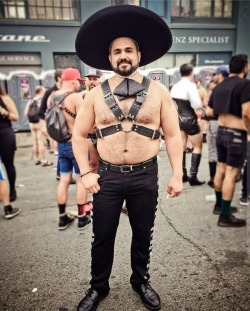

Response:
(108, 54), (111, 63)
(138, 51), (141, 63)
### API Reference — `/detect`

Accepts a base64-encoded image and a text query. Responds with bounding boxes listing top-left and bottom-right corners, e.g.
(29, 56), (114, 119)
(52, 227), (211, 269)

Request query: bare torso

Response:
(218, 114), (246, 131)
(93, 76), (162, 164)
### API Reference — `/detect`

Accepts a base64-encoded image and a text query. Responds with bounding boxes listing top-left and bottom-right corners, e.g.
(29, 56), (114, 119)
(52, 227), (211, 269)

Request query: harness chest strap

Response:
(98, 77), (161, 140)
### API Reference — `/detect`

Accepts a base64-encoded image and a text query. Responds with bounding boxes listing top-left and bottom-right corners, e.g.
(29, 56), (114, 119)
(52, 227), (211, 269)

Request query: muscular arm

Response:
(188, 83), (202, 109)
(160, 85), (183, 196)
(242, 101), (250, 133)
(72, 92), (95, 175)
(205, 106), (214, 117)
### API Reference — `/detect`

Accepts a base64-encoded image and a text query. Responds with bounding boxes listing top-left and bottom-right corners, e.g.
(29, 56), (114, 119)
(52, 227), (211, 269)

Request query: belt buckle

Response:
(120, 165), (132, 173)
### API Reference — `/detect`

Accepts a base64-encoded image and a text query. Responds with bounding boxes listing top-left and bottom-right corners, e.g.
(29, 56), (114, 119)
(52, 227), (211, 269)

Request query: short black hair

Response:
(229, 54), (248, 74)
(180, 64), (193, 77)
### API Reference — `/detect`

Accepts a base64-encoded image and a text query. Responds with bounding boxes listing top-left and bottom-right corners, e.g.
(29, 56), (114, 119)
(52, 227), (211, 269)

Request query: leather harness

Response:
(96, 77), (161, 140)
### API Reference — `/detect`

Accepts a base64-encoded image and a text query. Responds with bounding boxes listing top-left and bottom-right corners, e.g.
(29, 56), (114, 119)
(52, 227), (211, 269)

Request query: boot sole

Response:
(5, 210), (21, 219)
(189, 182), (205, 186)
(218, 222), (246, 227)
(132, 286), (161, 311)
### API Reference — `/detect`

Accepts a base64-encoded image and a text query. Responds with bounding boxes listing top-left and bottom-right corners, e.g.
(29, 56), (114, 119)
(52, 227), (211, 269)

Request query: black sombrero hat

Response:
(75, 4), (172, 70)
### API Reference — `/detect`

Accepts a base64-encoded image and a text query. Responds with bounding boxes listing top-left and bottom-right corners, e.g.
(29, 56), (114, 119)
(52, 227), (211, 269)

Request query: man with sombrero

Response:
(73, 4), (183, 311)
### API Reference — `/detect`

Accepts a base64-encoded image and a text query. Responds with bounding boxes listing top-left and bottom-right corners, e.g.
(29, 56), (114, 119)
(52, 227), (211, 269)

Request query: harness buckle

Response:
(96, 129), (103, 138)
(120, 165), (133, 173)
(151, 130), (156, 140)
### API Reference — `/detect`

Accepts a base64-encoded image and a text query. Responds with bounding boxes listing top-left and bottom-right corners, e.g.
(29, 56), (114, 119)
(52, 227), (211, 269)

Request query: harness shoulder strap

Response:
(54, 92), (76, 119)
(101, 80), (125, 121)
(101, 77), (151, 121)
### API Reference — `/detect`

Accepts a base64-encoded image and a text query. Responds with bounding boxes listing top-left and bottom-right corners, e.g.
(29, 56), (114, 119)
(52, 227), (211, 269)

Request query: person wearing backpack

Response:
(46, 67), (92, 231)
(24, 86), (53, 167)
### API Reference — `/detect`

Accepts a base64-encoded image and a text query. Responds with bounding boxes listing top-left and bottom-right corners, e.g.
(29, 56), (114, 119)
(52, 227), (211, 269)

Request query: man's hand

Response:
(167, 176), (183, 198)
(81, 173), (100, 194)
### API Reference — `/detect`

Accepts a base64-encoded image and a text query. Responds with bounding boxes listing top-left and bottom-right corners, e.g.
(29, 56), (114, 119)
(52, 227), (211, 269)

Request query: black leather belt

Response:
(99, 156), (157, 173)
(218, 126), (247, 135)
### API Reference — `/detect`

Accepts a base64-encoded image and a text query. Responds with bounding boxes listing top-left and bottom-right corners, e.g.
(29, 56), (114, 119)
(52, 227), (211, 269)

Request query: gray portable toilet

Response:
(142, 68), (170, 88)
(6, 70), (40, 131)
(40, 70), (55, 88)
(166, 68), (181, 86)
(194, 66), (217, 87)
(0, 72), (7, 93)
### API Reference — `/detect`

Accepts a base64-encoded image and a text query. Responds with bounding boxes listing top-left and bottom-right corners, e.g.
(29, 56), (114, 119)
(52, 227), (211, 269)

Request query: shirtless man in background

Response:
(47, 67), (92, 231)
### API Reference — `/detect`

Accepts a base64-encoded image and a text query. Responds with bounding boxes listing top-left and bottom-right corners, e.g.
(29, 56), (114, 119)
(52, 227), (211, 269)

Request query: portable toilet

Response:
(142, 68), (170, 88)
(40, 70), (55, 88)
(6, 70), (40, 131)
(166, 68), (181, 86)
(194, 66), (217, 87)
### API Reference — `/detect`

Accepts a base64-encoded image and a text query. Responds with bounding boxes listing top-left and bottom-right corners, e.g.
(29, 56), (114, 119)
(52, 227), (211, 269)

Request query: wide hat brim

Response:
(75, 5), (172, 70)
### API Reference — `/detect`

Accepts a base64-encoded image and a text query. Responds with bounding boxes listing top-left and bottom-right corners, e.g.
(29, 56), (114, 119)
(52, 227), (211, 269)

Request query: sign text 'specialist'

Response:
(173, 36), (230, 44)
(0, 35), (50, 42)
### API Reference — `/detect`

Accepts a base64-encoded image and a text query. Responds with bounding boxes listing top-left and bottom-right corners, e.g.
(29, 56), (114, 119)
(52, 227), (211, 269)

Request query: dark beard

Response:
(111, 60), (138, 77)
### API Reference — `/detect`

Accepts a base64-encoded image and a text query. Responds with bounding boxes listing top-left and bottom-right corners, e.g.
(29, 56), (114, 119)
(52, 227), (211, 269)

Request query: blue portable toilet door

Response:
(10, 74), (39, 131)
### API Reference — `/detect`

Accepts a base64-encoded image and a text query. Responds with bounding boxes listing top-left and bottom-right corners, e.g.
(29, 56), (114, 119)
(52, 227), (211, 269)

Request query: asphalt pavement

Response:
(0, 133), (249, 311)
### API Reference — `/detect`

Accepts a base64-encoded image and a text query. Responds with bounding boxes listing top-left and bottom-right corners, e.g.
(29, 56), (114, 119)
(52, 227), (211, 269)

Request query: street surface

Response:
(0, 133), (249, 311)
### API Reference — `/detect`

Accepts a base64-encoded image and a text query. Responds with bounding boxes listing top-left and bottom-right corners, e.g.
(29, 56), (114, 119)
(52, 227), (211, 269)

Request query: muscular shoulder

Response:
(64, 92), (83, 112)
(149, 79), (169, 94)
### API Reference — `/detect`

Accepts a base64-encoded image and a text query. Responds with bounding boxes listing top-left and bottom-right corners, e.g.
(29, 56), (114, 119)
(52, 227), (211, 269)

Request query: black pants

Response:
(90, 160), (158, 292)
(0, 127), (16, 192)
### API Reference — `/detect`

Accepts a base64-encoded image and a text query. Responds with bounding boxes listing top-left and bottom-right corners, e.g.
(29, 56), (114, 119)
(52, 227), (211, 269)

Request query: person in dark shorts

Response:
(171, 63), (205, 186)
(206, 66), (229, 188)
(208, 54), (250, 227)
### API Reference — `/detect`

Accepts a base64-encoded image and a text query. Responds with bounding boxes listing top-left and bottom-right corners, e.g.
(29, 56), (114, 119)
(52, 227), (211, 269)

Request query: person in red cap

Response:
(47, 67), (92, 231)
(73, 5), (183, 311)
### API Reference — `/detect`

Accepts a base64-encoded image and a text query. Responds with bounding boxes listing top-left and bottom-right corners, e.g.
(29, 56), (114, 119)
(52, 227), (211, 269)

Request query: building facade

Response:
(0, 0), (250, 76)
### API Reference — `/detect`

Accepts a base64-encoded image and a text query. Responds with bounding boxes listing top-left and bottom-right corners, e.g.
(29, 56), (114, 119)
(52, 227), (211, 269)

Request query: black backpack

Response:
(45, 92), (75, 143)
(27, 99), (40, 123)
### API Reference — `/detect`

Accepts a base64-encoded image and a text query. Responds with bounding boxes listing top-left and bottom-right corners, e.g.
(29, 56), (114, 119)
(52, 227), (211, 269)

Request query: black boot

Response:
(207, 161), (217, 188)
(182, 151), (189, 182)
(9, 188), (17, 202)
(189, 153), (205, 186)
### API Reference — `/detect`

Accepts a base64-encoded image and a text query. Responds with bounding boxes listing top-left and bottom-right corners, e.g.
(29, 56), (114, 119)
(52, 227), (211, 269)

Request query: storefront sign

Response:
(170, 29), (235, 52)
(0, 35), (50, 42)
(0, 53), (41, 65)
(173, 36), (230, 44)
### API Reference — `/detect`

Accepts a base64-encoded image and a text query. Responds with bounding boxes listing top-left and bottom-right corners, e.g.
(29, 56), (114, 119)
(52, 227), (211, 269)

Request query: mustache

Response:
(118, 59), (132, 66)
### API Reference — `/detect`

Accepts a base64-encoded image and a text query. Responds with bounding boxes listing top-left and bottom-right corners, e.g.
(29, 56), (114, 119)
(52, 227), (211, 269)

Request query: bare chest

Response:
(95, 96), (159, 127)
